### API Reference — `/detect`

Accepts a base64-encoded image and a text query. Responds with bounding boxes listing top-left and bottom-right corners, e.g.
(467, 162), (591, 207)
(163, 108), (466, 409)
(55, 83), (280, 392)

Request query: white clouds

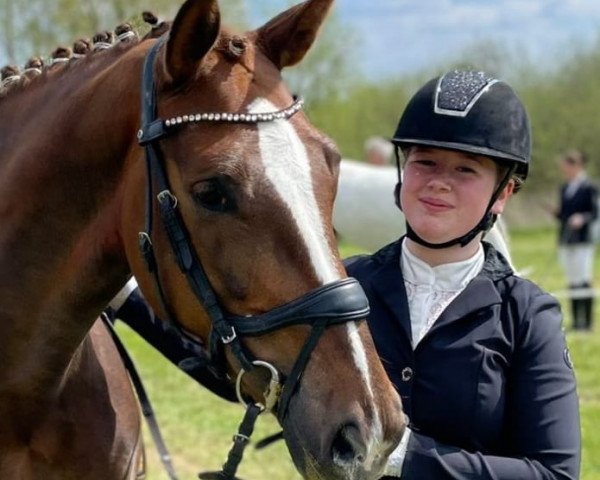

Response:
(337, 0), (600, 78)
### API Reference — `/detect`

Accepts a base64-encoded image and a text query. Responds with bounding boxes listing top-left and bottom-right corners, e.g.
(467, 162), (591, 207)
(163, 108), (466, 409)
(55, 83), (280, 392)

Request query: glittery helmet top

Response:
(392, 70), (531, 179)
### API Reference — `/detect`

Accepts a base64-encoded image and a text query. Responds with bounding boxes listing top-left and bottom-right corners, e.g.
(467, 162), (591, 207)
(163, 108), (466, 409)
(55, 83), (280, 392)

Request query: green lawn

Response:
(116, 227), (599, 479)
(510, 228), (600, 480)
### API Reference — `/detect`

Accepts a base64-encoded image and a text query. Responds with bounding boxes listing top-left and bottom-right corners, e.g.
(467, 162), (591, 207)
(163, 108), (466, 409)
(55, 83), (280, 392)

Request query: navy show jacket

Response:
(346, 240), (581, 479)
(557, 179), (598, 244)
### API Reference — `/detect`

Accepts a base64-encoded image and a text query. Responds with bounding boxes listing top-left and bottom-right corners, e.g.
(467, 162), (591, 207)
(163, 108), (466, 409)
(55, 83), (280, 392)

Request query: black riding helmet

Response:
(392, 70), (531, 249)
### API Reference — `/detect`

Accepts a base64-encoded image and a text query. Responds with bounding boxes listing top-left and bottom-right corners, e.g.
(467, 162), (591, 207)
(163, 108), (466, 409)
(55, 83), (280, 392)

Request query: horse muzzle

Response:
(281, 374), (405, 480)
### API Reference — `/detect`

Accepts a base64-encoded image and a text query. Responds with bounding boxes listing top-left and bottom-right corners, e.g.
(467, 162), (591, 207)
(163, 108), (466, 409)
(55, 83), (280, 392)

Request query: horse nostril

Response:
(331, 424), (367, 467)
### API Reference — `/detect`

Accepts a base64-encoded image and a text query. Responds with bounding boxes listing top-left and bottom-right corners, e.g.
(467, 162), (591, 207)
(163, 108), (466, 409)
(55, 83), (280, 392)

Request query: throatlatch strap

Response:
(100, 314), (179, 480)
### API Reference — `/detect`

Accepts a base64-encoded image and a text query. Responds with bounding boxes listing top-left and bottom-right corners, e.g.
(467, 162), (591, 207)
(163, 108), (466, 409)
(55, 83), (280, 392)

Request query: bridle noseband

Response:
(136, 39), (370, 477)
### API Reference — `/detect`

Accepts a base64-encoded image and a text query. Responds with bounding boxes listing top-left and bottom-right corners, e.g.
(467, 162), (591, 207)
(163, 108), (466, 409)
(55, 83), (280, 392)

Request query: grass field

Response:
(115, 227), (600, 479)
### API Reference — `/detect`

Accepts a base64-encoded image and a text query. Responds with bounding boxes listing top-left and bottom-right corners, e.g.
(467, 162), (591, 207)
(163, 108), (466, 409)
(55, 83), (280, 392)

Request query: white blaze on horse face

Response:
(249, 98), (383, 451)
(249, 97), (338, 284)
(347, 322), (383, 467)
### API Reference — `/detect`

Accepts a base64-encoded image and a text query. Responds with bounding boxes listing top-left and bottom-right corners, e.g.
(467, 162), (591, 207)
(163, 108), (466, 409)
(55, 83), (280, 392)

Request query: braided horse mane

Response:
(0, 12), (170, 99)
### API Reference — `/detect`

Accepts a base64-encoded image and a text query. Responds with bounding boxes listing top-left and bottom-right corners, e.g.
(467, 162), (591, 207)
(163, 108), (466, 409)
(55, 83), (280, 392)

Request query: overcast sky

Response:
(333, 0), (600, 78)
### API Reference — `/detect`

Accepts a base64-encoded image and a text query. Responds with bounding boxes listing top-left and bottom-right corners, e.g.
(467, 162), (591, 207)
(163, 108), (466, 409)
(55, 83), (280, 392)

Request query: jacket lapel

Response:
(370, 248), (413, 344)
(424, 276), (502, 337)
(362, 240), (512, 349)
(422, 244), (510, 339)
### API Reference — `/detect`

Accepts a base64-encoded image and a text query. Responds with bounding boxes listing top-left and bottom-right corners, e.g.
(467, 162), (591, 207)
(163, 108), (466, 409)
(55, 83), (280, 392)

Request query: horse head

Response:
(117, 1), (406, 478)
(0, 0), (404, 477)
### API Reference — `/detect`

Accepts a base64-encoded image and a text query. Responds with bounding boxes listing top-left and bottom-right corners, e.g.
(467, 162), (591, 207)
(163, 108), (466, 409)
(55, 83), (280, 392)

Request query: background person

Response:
(556, 149), (598, 331)
(364, 135), (394, 166)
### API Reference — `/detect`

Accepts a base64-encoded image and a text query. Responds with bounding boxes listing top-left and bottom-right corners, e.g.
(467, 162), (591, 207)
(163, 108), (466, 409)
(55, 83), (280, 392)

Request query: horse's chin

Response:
(280, 398), (389, 480)
(302, 461), (386, 480)
(283, 432), (387, 480)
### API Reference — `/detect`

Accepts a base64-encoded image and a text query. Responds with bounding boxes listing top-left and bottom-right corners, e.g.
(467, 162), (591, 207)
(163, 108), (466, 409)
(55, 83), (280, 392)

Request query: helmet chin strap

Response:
(395, 147), (516, 250)
(405, 211), (496, 249)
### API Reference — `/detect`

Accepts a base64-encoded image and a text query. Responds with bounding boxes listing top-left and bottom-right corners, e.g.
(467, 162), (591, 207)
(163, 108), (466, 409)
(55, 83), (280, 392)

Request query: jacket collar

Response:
(369, 241), (412, 342)
(369, 238), (513, 342)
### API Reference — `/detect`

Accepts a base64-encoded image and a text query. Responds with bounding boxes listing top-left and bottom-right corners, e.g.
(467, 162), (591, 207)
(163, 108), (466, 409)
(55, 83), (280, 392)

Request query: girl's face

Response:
(400, 147), (513, 246)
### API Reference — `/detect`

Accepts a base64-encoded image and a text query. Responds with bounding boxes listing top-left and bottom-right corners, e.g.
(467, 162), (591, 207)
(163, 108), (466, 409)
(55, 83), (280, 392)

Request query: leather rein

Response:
(135, 38), (370, 479)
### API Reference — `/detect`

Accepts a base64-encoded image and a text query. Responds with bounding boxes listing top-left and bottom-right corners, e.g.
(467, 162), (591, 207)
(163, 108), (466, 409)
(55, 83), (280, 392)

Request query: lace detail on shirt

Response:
(429, 290), (460, 326)
(401, 240), (484, 348)
(404, 281), (462, 346)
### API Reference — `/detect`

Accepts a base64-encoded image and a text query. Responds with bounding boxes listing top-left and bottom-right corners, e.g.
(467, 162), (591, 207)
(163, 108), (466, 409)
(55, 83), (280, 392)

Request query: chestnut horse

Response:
(0, 0), (405, 479)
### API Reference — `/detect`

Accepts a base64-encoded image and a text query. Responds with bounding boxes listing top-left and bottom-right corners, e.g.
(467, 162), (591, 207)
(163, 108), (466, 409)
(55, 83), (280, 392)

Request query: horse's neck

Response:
(0, 45), (146, 399)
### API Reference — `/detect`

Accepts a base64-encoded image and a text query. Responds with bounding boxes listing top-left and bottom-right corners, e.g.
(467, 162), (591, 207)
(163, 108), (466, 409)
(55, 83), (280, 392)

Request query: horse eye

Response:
(193, 178), (236, 213)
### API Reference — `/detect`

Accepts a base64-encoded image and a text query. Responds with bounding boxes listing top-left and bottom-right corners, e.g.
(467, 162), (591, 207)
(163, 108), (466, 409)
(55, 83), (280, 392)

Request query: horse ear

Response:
(164, 0), (220, 86)
(255, 0), (334, 70)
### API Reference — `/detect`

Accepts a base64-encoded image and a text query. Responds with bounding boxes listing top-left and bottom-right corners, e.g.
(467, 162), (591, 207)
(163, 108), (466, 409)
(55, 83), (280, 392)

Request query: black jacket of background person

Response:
(346, 240), (580, 480)
(558, 179), (598, 244)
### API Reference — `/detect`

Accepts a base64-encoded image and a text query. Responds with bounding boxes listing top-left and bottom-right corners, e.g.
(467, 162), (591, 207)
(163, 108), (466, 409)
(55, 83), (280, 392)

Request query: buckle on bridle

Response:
(157, 189), (178, 208)
(138, 231), (157, 273)
(232, 433), (250, 445)
(221, 327), (237, 344)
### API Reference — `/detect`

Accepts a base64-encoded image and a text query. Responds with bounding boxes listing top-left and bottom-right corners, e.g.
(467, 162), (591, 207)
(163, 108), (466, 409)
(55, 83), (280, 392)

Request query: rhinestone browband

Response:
(164, 96), (304, 128)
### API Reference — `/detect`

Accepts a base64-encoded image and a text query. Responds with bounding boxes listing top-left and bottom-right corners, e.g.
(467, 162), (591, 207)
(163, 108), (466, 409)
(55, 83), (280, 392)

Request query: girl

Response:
(347, 70), (580, 479)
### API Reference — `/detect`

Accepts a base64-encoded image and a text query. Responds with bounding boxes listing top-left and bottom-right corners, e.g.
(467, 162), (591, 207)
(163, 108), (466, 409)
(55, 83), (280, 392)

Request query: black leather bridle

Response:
(135, 38), (370, 479)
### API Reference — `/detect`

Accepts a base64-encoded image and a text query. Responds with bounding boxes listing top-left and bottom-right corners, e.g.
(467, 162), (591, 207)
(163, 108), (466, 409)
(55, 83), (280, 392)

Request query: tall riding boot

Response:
(584, 282), (594, 331)
(585, 297), (594, 330)
(579, 282), (594, 331)
(570, 285), (585, 330)
(574, 300), (585, 330)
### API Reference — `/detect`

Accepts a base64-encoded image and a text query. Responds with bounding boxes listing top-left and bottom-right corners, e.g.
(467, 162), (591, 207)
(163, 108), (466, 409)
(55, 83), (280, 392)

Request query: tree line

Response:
(1, 0), (598, 209)
(306, 37), (600, 196)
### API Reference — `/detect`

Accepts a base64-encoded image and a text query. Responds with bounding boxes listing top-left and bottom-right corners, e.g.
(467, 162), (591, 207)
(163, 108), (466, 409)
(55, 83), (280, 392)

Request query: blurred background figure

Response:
(556, 149), (599, 331)
(364, 136), (394, 166)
